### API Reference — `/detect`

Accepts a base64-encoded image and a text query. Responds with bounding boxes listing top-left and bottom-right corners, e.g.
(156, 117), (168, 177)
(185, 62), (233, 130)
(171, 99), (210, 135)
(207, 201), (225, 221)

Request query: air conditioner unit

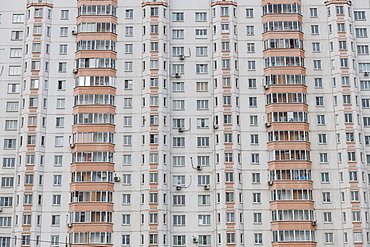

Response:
(312, 220), (317, 226)
(67, 223), (72, 228)
(196, 165), (202, 171)
(179, 55), (185, 60)
(174, 73), (181, 78)
(0, 208), (2, 212)
(268, 180), (273, 186)
(176, 186), (182, 190)
(264, 85), (269, 89)
(69, 143), (75, 148)
(265, 122), (271, 127)
(365, 72), (369, 76)
(204, 185), (210, 190)
(213, 124), (219, 129)
(114, 176), (120, 182)
(178, 127), (184, 132)
(73, 68), (78, 74)
(192, 237), (198, 243)
(72, 29), (77, 35)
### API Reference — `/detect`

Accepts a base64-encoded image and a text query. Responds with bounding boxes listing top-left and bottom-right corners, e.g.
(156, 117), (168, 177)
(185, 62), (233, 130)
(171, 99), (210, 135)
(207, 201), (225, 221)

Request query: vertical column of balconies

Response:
(141, 1), (169, 246)
(69, 0), (117, 246)
(211, 1), (241, 246)
(326, 2), (367, 245)
(14, 2), (53, 245)
(262, 1), (316, 246)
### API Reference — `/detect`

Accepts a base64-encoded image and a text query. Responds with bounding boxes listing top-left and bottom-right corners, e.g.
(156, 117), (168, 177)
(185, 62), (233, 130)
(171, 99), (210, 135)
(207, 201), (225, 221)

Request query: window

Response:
(348, 151), (356, 161)
(122, 194), (131, 204)
(125, 26), (133, 36)
(53, 175), (62, 185)
(198, 195), (210, 205)
(12, 14), (24, 23)
(354, 231), (363, 243)
(356, 28), (367, 37)
(197, 137), (209, 147)
(225, 153), (233, 163)
(354, 11), (366, 20)
(124, 44), (133, 53)
(123, 155), (131, 165)
(313, 60), (322, 69)
(196, 64), (208, 73)
(125, 9), (133, 19)
(323, 192), (331, 203)
(173, 137), (185, 147)
(5, 120), (17, 131)
(9, 66), (21, 75)
(251, 134), (259, 144)
(173, 100), (185, 110)
(61, 10), (69, 19)
(172, 82), (184, 92)
(325, 233), (334, 243)
(196, 82), (208, 92)
(340, 58), (348, 68)
(123, 135), (132, 145)
(321, 172), (330, 183)
(339, 40), (347, 50)
(312, 42), (320, 52)
(198, 215), (211, 225)
(316, 96), (324, 106)
(311, 25), (319, 34)
(173, 215), (185, 225)
(223, 96), (231, 105)
(251, 153), (259, 164)
(122, 214), (131, 225)
(198, 156), (209, 166)
(249, 97), (257, 107)
(251, 173), (260, 183)
(323, 212), (332, 223)
(353, 211), (361, 222)
(357, 45), (369, 54)
(173, 156), (185, 166)
(51, 215), (60, 226)
(124, 80), (133, 90)
(250, 115), (258, 126)
(253, 193), (261, 203)
(151, 7), (158, 16)
(59, 27), (68, 37)
(35, 8), (43, 17)
(320, 153), (328, 163)
(254, 233), (263, 244)
(124, 98), (132, 108)
(336, 6), (344, 15)
(246, 8), (254, 17)
(172, 29), (184, 39)
(318, 134), (327, 144)
(124, 62), (133, 72)
(338, 23), (345, 32)
(10, 48), (22, 58)
(150, 25), (158, 34)
(1, 177), (14, 187)
(4, 139), (16, 149)
(351, 191), (359, 201)
(172, 12), (184, 21)
(21, 235), (30, 246)
(195, 12), (207, 21)
(310, 8), (318, 17)
(55, 136), (63, 146)
(11, 31), (23, 40)
(248, 61), (256, 70)
(173, 195), (185, 205)
(195, 29), (207, 38)
(227, 233), (235, 244)
(345, 113), (353, 123)
(221, 7), (229, 16)
(247, 26), (255, 35)
(172, 64), (184, 74)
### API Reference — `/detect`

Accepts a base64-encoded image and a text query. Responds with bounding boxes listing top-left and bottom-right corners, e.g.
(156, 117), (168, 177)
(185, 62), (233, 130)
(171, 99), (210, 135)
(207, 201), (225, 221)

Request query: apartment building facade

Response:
(1, 0), (370, 246)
